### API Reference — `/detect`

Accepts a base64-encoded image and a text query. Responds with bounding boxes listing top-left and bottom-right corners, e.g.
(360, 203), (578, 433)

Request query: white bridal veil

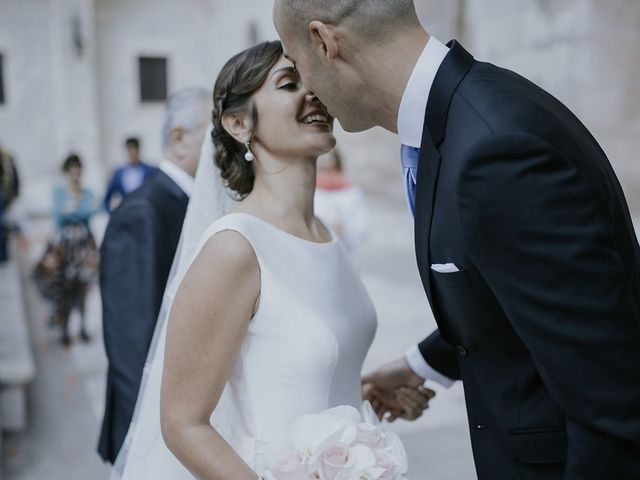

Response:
(111, 124), (237, 479)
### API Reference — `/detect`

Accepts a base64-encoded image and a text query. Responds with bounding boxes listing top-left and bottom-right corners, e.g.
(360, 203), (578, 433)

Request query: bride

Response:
(113, 41), (429, 480)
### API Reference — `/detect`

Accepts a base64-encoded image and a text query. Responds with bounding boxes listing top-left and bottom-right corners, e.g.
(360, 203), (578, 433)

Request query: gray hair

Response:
(162, 87), (212, 150)
(277, 0), (421, 42)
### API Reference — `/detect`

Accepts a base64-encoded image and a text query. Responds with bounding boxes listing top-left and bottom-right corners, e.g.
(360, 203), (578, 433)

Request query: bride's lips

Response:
(298, 109), (333, 130)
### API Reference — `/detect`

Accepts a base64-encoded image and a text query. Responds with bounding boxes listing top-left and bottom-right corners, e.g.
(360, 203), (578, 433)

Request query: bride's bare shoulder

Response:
(196, 229), (258, 277)
(174, 229), (260, 310)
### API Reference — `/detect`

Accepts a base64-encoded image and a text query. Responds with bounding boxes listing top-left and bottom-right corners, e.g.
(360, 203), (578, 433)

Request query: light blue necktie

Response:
(401, 144), (420, 216)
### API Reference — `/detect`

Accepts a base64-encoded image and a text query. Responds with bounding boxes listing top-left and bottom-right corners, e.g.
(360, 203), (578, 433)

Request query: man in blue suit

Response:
(103, 137), (156, 213)
(97, 88), (211, 463)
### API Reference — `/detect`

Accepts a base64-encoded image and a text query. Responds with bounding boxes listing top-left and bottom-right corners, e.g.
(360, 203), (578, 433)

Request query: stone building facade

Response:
(0, 0), (276, 210)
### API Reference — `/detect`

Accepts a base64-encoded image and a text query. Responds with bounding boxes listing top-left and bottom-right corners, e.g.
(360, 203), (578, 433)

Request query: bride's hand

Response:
(362, 382), (404, 420)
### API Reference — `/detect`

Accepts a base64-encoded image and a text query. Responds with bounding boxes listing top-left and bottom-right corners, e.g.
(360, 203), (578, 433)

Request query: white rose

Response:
(291, 405), (361, 460)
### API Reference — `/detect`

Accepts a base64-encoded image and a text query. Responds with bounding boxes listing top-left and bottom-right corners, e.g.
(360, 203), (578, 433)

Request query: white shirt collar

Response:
(159, 160), (195, 198)
(397, 36), (450, 148)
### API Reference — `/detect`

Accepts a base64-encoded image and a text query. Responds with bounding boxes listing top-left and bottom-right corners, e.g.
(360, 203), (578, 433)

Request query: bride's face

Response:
(251, 56), (336, 159)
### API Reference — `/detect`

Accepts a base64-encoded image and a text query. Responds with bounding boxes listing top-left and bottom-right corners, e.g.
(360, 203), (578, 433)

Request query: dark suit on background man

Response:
(103, 162), (157, 213)
(406, 40), (640, 478)
(97, 167), (190, 463)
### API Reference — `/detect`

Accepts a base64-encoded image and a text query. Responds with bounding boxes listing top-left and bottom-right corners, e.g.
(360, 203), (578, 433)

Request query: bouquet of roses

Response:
(264, 402), (408, 480)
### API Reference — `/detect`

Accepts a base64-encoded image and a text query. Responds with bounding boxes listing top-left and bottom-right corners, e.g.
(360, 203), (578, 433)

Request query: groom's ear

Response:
(308, 21), (339, 63)
(221, 111), (252, 145)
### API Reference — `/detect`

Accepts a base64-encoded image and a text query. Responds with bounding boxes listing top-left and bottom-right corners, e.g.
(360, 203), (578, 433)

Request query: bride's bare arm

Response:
(160, 230), (260, 480)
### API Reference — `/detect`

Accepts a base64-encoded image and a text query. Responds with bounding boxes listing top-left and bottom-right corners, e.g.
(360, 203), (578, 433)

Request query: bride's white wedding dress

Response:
(117, 212), (377, 478)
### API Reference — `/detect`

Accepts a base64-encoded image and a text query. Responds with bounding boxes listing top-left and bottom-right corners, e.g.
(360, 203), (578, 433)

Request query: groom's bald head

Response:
(274, 0), (426, 133)
(275, 0), (420, 43)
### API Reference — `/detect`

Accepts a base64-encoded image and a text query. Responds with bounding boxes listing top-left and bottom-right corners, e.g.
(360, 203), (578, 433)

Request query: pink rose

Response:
(355, 424), (382, 449)
(318, 445), (350, 480)
(268, 449), (309, 480)
(375, 448), (403, 479)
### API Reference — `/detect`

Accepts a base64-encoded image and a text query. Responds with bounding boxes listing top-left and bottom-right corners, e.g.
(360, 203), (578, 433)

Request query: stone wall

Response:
(94, 0), (278, 171)
(460, 0), (640, 211)
(0, 0), (103, 210)
(0, 0), (278, 211)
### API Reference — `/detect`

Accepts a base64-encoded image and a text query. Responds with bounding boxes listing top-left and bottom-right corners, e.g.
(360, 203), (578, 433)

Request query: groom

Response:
(274, 1), (640, 479)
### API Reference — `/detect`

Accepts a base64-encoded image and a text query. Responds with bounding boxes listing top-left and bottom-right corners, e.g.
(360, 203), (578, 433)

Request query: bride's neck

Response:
(243, 158), (317, 227)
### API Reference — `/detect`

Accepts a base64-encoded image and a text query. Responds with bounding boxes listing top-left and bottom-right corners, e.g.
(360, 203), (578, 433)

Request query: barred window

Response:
(139, 56), (167, 103)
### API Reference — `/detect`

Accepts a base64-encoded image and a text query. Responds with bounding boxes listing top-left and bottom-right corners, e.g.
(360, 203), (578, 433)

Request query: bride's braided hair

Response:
(211, 41), (284, 198)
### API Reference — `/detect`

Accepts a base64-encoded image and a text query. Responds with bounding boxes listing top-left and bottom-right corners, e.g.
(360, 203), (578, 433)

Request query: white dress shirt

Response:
(397, 37), (456, 388)
(397, 36), (449, 147)
(121, 165), (146, 194)
(158, 160), (195, 198)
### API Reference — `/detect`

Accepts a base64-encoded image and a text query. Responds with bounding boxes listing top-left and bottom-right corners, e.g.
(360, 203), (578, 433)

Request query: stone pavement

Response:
(2, 224), (110, 479)
(358, 192), (476, 479)
(1, 191), (476, 480)
(0, 256), (35, 434)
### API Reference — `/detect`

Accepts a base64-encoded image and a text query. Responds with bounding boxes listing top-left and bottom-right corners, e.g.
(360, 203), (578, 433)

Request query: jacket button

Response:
(457, 345), (468, 357)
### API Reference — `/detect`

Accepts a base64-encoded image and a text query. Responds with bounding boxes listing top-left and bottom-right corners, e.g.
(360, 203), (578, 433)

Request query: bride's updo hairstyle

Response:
(212, 41), (284, 198)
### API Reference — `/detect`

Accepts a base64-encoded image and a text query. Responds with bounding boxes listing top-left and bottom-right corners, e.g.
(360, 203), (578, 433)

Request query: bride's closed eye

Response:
(278, 81), (301, 91)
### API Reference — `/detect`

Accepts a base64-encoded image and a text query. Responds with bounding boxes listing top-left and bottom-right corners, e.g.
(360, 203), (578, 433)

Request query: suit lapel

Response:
(414, 131), (440, 306)
(414, 41), (474, 307)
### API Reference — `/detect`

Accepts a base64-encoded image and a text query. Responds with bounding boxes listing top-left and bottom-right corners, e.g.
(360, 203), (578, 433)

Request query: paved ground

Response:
(0, 189), (476, 480)
(359, 192), (476, 479)
(2, 226), (110, 479)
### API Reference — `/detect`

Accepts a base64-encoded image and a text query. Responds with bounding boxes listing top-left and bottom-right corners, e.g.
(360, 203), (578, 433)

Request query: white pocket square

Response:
(430, 263), (460, 273)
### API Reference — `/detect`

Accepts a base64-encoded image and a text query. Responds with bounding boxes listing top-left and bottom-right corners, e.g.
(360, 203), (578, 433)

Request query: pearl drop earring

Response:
(244, 141), (255, 162)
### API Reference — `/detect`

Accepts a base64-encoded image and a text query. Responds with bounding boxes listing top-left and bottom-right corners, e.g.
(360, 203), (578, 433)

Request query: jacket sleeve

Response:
(417, 329), (462, 380)
(100, 199), (162, 406)
(457, 132), (640, 478)
(103, 170), (118, 213)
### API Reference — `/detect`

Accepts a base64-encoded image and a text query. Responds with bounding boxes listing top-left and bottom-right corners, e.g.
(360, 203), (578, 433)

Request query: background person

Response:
(103, 137), (156, 213)
(0, 144), (21, 262)
(36, 154), (100, 347)
(98, 87), (212, 464)
(315, 147), (368, 254)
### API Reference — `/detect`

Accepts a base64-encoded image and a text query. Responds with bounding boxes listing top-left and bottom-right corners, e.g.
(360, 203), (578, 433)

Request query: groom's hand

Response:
(361, 358), (435, 421)
(392, 386), (435, 421)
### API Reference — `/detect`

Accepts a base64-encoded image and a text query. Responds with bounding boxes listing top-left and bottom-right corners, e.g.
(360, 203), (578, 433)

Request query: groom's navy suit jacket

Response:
(97, 170), (189, 463)
(415, 41), (640, 479)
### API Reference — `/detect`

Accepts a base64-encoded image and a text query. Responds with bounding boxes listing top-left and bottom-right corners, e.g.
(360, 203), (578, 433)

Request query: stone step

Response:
(0, 256), (35, 433)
